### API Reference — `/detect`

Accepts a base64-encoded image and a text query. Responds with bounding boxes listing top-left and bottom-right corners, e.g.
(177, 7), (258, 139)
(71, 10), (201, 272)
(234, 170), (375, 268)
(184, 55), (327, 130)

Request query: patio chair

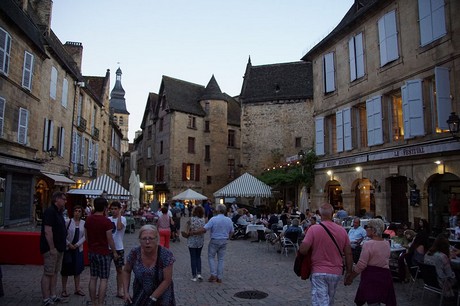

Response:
(419, 263), (447, 306)
(280, 237), (298, 256)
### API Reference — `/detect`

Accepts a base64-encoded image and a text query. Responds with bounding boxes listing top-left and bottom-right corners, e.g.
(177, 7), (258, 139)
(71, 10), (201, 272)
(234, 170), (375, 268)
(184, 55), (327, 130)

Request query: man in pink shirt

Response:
(299, 203), (353, 306)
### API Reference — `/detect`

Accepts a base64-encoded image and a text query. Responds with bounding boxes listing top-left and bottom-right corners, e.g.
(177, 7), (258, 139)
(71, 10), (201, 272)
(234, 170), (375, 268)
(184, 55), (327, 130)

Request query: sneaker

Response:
(197, 274), (203, 281)
(191, 277), (197, 282)
(42, 298), (55, 306)
(208, 275), (217, 282)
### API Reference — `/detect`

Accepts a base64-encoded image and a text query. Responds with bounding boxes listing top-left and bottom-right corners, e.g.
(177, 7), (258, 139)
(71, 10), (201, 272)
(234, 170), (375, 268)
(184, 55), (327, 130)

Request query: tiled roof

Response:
(200, 75), (228, 102)
(240, 61), (313, 103)
(141, 92), (158, 129)
(301, 0), (380, 60)
(85, 71), (109, 103)
(161, 76), (206, 116)
(225, 93), (241, 127)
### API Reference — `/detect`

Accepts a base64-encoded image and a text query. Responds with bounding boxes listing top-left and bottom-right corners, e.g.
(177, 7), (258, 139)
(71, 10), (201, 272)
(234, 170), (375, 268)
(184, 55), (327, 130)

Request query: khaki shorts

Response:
(43, 250), (63, 276)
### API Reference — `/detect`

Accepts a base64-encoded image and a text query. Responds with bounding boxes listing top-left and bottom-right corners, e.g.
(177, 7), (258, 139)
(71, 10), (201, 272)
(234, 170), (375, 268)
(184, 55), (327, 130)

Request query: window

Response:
(366, 96), (384, 146)
(50, 67), (58, 99)
(88, 141), (93, 166)
(205, 120), (210, 132)
(205, 145), (210, 161)
(378, 10), (399, 67)
(228, 130), (235, 147)
(188, 116), (196, 129)
(0, 28), (11, 75)
(18, 108), (29, 145)
(119, 116), (124, 126)
(433, 66), (452, 132)
(390, 93), (404, 141)
(160, 141), (163, 154)
(43, 118), (54, 151)
(356, 104), (368, 148)
(228, 159), (235, 179)
(113, 115), (117, 124)
(22, 51), (34, 90)
(418, 0), (446, 46)
(182, 163), (200, 181)
(81, 137), (87, 165)
(295, 137), (301, 148)
(323, 52), (335, 93)
(147, 146), (152, 159)
(349, 33), (364, 81)
(207, 176), (212, 185)
(204, 101), (210, 113)
(0, 97), (5, 137)
(147, 126), (152, 139)
(57, 127), (65, 157)
(401, 80), (425, 139)
(159, 118), (164, 132)
(327, 115), (337, 154)
(188, 137), (195, 153)
(71, 131), (79, 163)
(156, 165), (165, 182)
(61, 78), (68, 107)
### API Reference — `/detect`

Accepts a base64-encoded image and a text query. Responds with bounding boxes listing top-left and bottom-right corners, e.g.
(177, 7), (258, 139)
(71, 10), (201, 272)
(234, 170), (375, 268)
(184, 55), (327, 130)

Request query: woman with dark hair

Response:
(416, 219), (430, 236)
(424, 234), (457, 297)
(187, 205), (205, 281)
(407, 232), (429, 266)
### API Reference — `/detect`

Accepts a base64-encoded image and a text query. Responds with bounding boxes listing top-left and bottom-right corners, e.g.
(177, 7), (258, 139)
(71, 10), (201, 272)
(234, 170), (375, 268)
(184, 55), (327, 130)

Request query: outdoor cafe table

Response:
(245, 224), (266, 234)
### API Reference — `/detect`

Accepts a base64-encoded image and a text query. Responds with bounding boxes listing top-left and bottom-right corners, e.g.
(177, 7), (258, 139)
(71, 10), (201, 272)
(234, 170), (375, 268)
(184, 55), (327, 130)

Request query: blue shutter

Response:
(43, 118), (49, 151)
(378, 11), (399, 66)
(366, 97), (383, 146)
(403, 80), (425, 138)
(435, 66), (451, 130)
(402, 85), (410, 138)
(315, 117), (325, 156)
(336, 110), (344, 153)
(366, 99), (375, 146)
(18, 108), (28, 144)
(324, 53), (335, 93)
(71, 131), (77, 163)
(418, 0), (432, 46)
(22, 51), (33, 90)
(343, 107), (353, 151)
(355, 33), (364, 78)
(348, 38), (356, 81)
(432, 0), (446, 40)
(59, 127), (65, 157)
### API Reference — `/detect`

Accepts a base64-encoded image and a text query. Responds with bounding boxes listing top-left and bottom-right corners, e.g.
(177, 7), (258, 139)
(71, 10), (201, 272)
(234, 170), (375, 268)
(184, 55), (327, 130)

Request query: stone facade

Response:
(303, 0), (460, 229)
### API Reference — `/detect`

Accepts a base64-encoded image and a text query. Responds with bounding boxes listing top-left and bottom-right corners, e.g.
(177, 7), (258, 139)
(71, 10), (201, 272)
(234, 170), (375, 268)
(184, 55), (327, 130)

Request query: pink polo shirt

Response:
(303, 221), (350, 275)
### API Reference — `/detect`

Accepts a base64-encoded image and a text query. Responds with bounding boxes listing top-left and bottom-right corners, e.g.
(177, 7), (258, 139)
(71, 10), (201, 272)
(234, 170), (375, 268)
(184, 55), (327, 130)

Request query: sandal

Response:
(74, 289), (85, 296)
(61, 291), (69, 298)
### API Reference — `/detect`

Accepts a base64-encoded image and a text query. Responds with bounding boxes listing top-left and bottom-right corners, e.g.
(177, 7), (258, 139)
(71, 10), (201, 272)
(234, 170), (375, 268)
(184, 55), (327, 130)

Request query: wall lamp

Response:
(447, 112), (459, 140)
(36, 146), (57, 163)
(326, 170), (333, 181)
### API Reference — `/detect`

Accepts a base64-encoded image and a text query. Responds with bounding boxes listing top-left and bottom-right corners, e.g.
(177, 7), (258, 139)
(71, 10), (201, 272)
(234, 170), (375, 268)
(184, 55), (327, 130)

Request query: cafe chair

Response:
(280, 237), (298, 256)
(404, 258), (421, 300)
(419, 263), (447, 306)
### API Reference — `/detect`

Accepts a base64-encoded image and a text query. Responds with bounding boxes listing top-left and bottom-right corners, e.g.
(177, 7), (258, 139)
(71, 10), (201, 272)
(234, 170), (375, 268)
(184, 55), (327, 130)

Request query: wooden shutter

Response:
(324, 53), (335, 93)
(378, 10), (398, 66)
(43, 118), (49, 151)
(22, 51), (33, 90)
(336, 110), (344, 153)
(435, 66), (451, 130)
(182, 163), (187, 181)
(402, 80), (425, 139)
(355, 33), (364, 78)
(61, 78), (68, 107)
(343, 107), (353, 151)
(0, 97), (5, 136)
(50, 67), (57, 99)
(366, 96), (383, 146)
(18, 108), (28, 144)
(315, 117), (325, 155)
(71, 131), (77, 163)
(59, 127), (65, 157)
(348, 37), (356, 81)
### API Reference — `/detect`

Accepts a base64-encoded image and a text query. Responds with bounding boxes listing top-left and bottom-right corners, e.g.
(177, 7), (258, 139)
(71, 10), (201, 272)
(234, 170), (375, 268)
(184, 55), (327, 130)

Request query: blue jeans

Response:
(208, 239), (228, 279)
(311, 273), (342, 306)
(188, 247), (203, 277)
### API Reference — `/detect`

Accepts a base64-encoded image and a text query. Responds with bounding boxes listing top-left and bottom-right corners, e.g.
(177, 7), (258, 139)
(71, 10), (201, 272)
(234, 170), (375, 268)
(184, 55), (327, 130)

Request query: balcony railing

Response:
(92, 127), (99, 140)
(77, 116), (87, 132)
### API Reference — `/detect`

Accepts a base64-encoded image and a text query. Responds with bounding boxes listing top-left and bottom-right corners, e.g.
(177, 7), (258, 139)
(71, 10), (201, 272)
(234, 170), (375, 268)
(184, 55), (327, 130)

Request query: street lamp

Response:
(447, 112), (460, 140)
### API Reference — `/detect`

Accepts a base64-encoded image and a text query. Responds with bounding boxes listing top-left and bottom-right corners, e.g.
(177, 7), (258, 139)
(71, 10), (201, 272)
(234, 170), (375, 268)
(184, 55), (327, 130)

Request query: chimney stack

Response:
(63, 41), (83, 72)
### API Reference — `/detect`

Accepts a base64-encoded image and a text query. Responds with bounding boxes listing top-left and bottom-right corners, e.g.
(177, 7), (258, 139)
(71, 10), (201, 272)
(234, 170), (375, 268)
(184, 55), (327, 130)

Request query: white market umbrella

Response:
(299, 186), (309, 213)
(172, 188), (207, 201)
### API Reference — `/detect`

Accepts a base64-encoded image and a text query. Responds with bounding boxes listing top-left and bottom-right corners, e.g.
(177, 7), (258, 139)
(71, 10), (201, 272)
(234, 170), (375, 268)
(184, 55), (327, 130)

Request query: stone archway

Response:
(325, 180), (343, 210)
(351, 178), (374, 217)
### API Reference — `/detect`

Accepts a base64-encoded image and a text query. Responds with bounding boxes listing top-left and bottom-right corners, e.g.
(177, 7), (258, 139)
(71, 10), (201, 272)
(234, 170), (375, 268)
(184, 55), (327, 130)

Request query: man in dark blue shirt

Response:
(39, 191), (67, 306)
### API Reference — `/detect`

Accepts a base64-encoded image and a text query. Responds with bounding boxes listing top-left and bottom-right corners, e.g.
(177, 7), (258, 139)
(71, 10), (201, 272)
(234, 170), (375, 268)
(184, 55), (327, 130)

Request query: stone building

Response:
(110, 67), (130, 154)
(141, 75), (241, 203)
(303, 0), (460, 231)
(239, 59), (314, 204)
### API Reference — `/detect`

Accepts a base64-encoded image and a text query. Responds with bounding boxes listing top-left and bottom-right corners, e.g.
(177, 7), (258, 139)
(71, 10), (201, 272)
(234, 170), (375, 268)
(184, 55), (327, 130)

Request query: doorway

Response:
(389, 176), (408, 223)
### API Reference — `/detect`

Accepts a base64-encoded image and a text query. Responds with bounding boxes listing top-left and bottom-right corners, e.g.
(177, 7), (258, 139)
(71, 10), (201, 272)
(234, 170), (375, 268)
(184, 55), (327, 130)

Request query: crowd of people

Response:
(37, 191), (459, 306)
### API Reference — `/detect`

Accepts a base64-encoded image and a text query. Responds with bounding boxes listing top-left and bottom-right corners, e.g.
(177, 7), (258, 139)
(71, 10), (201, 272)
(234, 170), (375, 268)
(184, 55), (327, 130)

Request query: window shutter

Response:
(366, 96), (383, 146)
(402, 80), (425, 138)
(61, 78), (68, 107)
(315, 117), (325, 155)
(195, 164), (200, 182)
(418, 0), (432, 46)
(182, 163), (187, 181)
(355, 33), (364, 78)
(49, 120), (54, 149)
(324, 53), (335, 93)
(59, 127), (65, 157)
(0, 29), (11, 74)
(0, 97), (5, 136)
(432, 0), (446, 41)
(336, 110), (344, 153)
(50, 67), (57, 99)
(88, 141), (93, 166)
(94, 143), (99, 165)
(378, 11), (399, 66)
(18, 108), (28, 144)
(80, 137), (85, 164)
(71, 131), (77, 163)
(348, 38), (356, 81)
(43, 118), (49, 151)
(435, 67), (451, 130)
(343, 107), (353, 151)
(22, 51), (33, 90)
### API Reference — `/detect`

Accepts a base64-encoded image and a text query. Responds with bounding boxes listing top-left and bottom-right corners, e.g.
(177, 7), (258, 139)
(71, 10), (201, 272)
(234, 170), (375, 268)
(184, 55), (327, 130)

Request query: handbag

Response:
(294, 249), (312, 280)
(181, 220), (191, 239)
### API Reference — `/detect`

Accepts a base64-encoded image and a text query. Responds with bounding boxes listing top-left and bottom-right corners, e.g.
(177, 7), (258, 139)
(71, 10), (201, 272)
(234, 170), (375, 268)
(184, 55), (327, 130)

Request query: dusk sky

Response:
(51, 0), (354, 141)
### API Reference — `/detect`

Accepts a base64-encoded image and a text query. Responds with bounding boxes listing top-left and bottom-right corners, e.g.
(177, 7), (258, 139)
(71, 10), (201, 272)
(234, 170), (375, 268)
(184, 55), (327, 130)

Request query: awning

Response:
(213, 172), (272, 198)
(67, 189), (103, 197)
(41, 171), (75, 186)
(79, 174), (131, 200)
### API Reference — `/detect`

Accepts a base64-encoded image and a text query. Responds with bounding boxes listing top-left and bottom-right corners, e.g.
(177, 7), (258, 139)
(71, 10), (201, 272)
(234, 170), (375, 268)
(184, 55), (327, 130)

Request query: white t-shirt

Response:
(108, 216), (126, 250)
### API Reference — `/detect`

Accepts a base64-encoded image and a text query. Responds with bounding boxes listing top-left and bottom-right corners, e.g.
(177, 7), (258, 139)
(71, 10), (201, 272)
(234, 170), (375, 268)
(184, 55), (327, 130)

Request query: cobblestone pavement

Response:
(0, 219), (442, 305)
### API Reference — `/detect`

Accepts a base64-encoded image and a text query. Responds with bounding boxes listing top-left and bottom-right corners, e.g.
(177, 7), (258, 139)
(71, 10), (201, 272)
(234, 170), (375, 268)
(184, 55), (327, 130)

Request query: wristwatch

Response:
(149, 296), (157, 302)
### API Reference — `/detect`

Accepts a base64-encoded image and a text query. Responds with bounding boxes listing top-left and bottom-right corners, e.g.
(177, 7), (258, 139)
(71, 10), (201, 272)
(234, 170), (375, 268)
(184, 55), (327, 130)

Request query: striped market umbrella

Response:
(213, 172), (272, 198)
(80, 174), (131, 200)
